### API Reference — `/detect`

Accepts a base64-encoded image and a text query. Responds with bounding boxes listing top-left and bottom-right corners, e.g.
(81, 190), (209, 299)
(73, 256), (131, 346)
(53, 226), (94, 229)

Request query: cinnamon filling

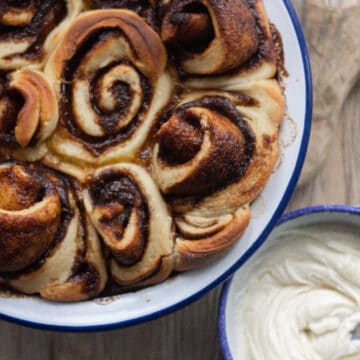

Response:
(0, 2), (285, 299)
(84, 0), (158, 29)
(89, 170), (149, 266)
(157, 112), (203, 165)
(164, 2), (214, 53)
(68, 262), (101, 298)
(0, 163), (75, 279)
(242, 0), (277, 70)
(0, 0), (67, 60)
(162, 0), (277, 77)
(157, 96), (256, 196)
(0, 82), (24, 146)
(90, 64), (132, 135)
(0, 165), (43, 210)
(85, 0), (150, 12)
(61, 29), (152, 154)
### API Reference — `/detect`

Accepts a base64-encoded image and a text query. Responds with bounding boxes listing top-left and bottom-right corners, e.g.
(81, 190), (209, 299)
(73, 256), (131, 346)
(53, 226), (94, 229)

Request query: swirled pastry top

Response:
(44, 9), (173, 169)
(0, 2), (286, 301)
(0, 163), (107, 301)
(0, 69), (58, 147)
(0, 0), (82, 69)
(161, 0), (277, 79)
(235, 224), (360, 360)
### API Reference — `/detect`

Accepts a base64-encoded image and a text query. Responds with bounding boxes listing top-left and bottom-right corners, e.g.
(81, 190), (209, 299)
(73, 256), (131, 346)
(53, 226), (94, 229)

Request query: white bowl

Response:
(0, 0), (312, 330)
(218, 205), (360, 359)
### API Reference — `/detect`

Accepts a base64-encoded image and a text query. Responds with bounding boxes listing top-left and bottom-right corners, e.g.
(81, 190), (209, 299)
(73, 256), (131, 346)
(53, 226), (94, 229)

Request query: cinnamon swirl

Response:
(0, 68), (58, 160)
(0, 1), (286, 300)
(84, 163), (174, 289)
(152, 86), (283, 270)
(161, 0), (277, 81)
(0, 0), (83, 70)
(45, 9), (173, 174)
(0, 163), (107, 301)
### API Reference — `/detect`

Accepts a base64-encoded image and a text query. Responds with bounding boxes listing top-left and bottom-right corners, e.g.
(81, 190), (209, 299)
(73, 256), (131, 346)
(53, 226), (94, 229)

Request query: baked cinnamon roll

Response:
(152, 86), (283, 270)
(0, 69), (58, 160)
(0, 1), (286, 300)
(84, 163), (173, 289)
(0, 0), (83, 70)
(174, 206), (250, 270)
(161, 0), (277, 79)
(45, 9), (173, 174)
(0, 163), (107, 301)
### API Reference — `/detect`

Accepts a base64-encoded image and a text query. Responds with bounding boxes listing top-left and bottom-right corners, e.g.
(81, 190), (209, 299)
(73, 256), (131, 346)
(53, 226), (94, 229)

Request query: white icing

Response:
(235, 224), (360, 360)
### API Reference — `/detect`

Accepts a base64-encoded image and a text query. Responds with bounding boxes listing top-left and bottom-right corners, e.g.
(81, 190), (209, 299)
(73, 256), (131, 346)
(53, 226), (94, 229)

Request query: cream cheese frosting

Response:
(235, 224), (360, 360)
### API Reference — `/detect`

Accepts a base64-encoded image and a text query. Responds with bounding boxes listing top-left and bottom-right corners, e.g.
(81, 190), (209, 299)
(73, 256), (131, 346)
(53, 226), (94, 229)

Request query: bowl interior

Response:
(0, 0), (311, 330)
(221, 207), (360, 360)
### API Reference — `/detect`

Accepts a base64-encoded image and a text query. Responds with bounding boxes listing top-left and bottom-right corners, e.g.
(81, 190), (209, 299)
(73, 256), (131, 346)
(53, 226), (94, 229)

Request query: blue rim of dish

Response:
(218, 205), (360, 360)
(0, 0), (313, 332)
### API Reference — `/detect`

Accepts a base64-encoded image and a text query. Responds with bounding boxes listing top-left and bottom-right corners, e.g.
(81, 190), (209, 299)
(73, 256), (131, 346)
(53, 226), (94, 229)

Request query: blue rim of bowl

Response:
(0, 0), (313, 332)
(218, 205), (360, 360)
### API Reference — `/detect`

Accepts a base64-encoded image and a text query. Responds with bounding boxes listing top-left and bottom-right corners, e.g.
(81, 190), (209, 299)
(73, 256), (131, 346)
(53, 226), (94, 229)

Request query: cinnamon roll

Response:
(152, 86), (283, 270)
(0, 0), (83, 70)
(161, 0), (277, 80)
(84, 164), (173, 289)
(0, 1), (287, 300)
(0, 68), (58, 160)
(0, 163), (107, 301)
(45, 9), (173, 173)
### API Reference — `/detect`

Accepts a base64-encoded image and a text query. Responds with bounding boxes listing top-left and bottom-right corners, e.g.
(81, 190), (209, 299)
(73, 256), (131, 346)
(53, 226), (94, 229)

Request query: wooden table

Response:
(1, 2), (359, 359)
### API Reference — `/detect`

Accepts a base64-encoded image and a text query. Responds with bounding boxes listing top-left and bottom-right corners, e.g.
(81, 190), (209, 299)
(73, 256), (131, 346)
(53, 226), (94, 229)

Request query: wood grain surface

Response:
(297, 0), (360, 185)
(1, 2), (360, 359)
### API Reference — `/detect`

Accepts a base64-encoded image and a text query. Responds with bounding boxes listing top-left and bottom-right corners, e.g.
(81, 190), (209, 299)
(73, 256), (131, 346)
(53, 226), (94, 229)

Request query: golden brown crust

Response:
(0, 163), (107, 301)
(114, 255), (174, 292)
(155, 106), (247, 195)
(0, 3), (36, 27)
(84, 163), (174, 289)
(44, 9), (172, 169)
(9, 69), (58, 148)
(161, 0), (276, 77)
(0, 1), (285, 300)
(48, 10), (166, 80)
(0, 69), (58, 159)
(180, 0), (278, 86)
(40, 218), (107, 302)
(175, 206), (250, 271)
(152, 83), (283, 273)
(162, 0), (259, 74)
(152, 86), (282, 205)
(0, 0), (83, 70)
(0, 165), (61, 272)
